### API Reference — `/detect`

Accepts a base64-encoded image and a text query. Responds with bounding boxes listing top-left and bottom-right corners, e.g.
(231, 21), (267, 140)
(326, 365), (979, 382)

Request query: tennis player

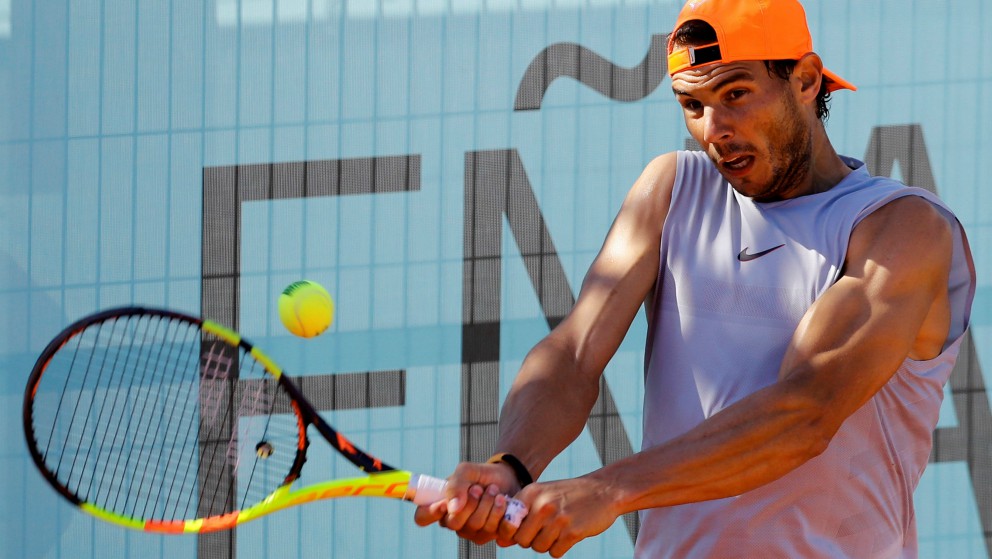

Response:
(416, 0), (976, 557)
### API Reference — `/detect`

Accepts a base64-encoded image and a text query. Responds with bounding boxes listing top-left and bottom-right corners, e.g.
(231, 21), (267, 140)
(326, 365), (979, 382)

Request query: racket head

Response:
(23, 307), (310, 533)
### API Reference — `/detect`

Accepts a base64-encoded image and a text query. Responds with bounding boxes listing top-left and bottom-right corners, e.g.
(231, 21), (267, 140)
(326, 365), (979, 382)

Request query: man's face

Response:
(671, 60), (813, 202)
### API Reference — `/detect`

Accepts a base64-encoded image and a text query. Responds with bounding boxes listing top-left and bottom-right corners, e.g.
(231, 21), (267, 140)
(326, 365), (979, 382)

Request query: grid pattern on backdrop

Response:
(2, 1), (991, 558)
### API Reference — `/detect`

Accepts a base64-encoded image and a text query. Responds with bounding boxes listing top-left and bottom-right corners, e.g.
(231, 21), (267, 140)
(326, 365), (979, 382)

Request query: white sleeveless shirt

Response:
(637, 150), (975, 559)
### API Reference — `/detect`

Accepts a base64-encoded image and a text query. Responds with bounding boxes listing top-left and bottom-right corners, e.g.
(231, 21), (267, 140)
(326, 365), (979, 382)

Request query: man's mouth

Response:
(721, 155), (754, 176)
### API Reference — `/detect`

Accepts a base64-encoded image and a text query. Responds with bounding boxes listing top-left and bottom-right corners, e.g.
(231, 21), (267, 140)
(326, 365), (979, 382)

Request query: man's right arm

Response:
(414, 151), (679, 540)
(495, 150), (679, 480)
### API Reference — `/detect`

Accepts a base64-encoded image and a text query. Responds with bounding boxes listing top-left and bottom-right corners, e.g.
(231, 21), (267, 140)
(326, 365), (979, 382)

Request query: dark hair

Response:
(669, 20), (832, 122)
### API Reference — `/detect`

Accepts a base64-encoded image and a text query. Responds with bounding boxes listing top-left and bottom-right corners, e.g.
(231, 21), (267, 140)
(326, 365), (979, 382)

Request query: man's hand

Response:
(413, 461), (520, 545)
(498, 475), (621, 558)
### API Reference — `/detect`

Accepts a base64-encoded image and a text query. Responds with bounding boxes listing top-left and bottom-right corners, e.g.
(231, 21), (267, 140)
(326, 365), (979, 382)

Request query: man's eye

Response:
(728, 89), (748, 100)
(682, 100), (702, 111)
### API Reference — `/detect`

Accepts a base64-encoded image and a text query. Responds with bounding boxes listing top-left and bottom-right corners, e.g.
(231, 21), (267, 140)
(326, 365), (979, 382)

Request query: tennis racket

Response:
(23, 306), (527, 534)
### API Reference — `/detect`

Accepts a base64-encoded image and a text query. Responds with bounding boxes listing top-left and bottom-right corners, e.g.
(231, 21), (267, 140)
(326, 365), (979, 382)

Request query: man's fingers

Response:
(511, 514), (541, 549)
(497, 506), (520, 543)
(483, 490), (508, 534)
(530, 524), (561, 554)
(413, 500), (447, 527)
(463, 484), (498, 532)
(445, 484), (484, 531)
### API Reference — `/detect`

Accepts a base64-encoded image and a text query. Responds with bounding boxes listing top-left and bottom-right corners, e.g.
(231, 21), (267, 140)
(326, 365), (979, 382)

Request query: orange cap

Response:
(667, 0), (856, 92)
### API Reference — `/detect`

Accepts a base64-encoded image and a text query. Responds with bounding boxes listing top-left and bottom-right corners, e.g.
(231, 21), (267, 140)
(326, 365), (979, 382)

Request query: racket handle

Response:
(406, 473), (528, 527)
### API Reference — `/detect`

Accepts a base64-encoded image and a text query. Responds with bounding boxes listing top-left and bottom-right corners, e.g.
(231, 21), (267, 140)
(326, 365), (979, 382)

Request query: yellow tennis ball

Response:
(278, 280), (334, 338)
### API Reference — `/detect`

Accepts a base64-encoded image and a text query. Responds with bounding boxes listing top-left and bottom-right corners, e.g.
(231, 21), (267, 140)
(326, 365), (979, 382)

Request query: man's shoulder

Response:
(640, 150), (725, 202)
(855, 194), (951, 237)
(849, 194), (953, 274)
(631, 152), (680, 200)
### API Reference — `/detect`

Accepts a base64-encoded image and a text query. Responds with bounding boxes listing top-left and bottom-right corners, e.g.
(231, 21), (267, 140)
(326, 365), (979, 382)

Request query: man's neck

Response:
(808, 131), (851, 196)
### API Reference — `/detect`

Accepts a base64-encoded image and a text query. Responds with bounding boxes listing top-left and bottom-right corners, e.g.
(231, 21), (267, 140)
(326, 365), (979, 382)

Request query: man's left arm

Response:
(499, 196), (954, 558)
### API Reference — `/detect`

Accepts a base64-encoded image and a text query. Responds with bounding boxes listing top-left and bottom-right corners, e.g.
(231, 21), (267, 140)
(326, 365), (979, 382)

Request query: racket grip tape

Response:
(406, 473), (528, 527)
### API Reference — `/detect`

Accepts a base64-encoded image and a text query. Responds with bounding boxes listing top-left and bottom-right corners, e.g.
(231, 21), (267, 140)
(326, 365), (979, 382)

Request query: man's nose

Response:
(701, 106), (734, 145)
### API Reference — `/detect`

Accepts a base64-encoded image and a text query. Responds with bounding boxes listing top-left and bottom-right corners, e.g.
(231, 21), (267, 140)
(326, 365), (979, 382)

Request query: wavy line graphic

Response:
(514, 34), (667, 111)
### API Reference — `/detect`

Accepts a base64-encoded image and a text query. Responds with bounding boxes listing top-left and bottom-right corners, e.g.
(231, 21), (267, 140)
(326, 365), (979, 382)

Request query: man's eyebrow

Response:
(671, 71), (757, 97)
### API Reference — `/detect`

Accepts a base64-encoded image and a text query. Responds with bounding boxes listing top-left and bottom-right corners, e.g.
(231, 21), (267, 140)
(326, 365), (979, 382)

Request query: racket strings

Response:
(89, 316), (197, 518)
(131, 317), (201, 520)
(110, 317), (189, 519)
(94, 315), (148, 509)
(195, 340), (240, 520)
(156, 324), (205, 520)
(144, 319), (200, 519)
(107, 315), (174, 517)
(52, 319), (114, 484)
(62, 317), (144, 503)
(233, 354), (284, 511)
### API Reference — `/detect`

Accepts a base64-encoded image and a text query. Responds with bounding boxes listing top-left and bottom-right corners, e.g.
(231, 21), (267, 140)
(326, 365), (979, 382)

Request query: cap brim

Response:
(823, 68), (856, 92)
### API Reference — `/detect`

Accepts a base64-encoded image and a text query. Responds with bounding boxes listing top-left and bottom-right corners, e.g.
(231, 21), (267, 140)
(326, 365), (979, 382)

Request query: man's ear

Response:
(793, 53), (824, 102)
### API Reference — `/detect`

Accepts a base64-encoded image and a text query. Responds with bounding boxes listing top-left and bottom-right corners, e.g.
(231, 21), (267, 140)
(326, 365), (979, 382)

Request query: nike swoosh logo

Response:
(737, 244), (785, 262)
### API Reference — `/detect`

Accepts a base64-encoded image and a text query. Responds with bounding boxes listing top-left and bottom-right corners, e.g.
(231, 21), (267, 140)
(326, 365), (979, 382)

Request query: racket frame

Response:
(22, 307), (415, 534)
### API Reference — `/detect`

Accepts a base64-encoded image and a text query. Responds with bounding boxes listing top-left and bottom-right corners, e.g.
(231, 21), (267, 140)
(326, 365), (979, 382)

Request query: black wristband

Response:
(487, 452), (534, 488)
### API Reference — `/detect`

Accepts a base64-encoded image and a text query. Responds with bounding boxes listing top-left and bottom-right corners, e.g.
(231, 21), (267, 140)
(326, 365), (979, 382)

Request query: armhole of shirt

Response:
(851, 188), (976, 345)
(644, 150), (696, 371)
